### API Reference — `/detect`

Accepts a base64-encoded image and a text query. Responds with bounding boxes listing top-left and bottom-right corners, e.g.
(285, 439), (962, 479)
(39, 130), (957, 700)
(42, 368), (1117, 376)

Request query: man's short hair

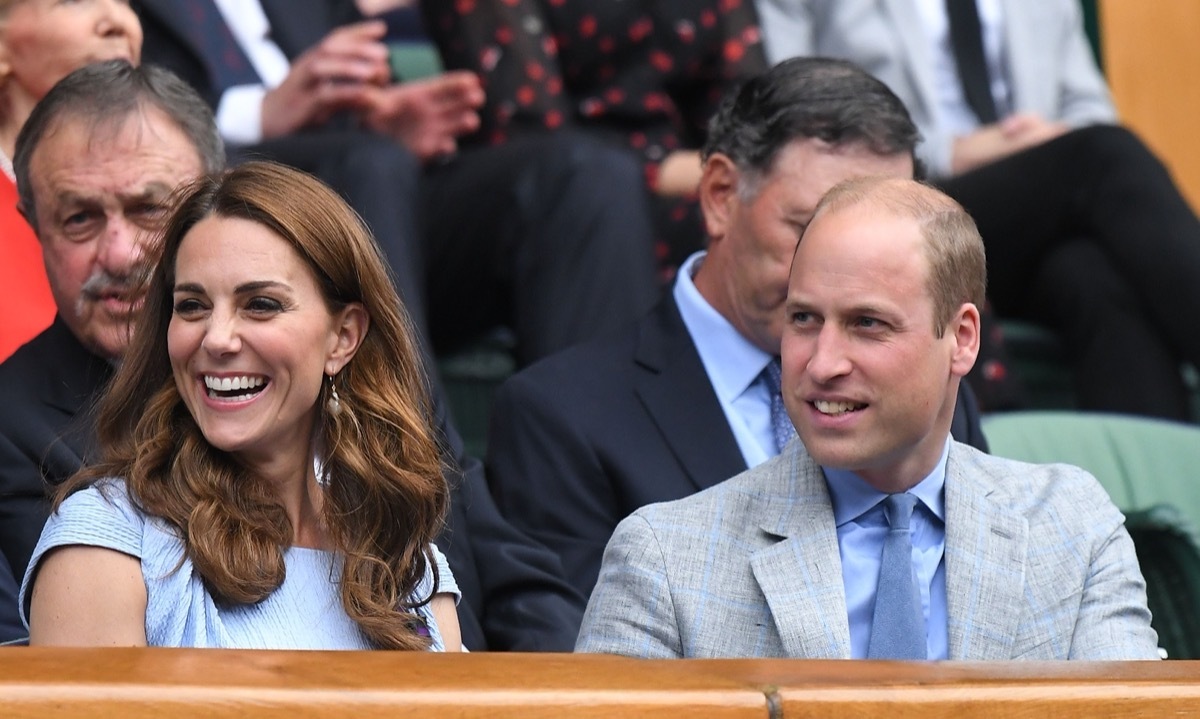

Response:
(13, 60), (225, 231)
(812, 177), (987, 336)
(703, 57), (922, 194)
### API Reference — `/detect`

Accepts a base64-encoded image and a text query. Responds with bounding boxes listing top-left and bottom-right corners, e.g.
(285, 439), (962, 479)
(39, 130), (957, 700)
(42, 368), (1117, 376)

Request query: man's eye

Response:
(63, 211), (94, 227)
(133, 203), (166, 217)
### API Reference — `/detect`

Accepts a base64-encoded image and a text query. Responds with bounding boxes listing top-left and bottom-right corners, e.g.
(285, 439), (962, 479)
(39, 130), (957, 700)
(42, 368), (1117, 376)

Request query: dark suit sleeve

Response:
(431, 395), (585, 651)
(485, 368), (624, 602)
(132, 1), (223, 109)
(0, 550), (25, 644)
(0, 414), (55, 590)
(951, 381), (989, 453)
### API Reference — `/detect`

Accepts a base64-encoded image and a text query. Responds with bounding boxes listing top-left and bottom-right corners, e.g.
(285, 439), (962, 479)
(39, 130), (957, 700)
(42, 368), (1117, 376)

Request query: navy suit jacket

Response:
(134, 0), (360, 108)
(0, 320), (583, 651)
(0, 318), (110, 643)
(486, 293), (989, 603)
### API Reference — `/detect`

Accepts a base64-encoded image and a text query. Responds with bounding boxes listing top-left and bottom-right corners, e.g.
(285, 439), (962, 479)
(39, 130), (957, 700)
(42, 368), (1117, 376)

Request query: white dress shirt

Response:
(212, 0), (292, 145)
(914, 0), (1013, 134)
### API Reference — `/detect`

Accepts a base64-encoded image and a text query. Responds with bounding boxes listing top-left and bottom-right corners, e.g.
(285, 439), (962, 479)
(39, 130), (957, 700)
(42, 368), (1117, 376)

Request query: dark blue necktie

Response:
(763, 357), (797, 453)
(867, 493), (927, 659)
(180, 0), (261, 90)
(945, 0), (999, 123)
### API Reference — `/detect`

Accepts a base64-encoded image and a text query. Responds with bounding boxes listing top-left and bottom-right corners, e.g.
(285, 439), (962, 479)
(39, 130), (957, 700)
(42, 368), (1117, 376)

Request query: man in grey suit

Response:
(577, 174), (1159, 660)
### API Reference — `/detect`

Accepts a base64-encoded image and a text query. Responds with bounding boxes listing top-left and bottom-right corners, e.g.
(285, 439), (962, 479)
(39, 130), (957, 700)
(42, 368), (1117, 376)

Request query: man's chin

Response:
(78, 323), (138, 362)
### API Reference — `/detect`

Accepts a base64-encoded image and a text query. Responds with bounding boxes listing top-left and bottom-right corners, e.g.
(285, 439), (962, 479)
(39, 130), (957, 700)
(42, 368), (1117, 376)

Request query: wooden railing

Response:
(1, 649), (1197, 718)
(1099, 0), (1200, 214)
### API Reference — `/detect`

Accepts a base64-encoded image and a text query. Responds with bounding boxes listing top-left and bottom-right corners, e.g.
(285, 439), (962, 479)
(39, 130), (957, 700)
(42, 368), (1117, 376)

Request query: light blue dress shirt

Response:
(673, 251), (776, 467)
(823, 438), (950, 660)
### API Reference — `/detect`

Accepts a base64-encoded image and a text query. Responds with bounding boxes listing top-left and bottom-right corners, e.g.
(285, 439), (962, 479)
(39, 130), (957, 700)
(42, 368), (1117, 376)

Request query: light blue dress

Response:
(20, 479), (459, 650)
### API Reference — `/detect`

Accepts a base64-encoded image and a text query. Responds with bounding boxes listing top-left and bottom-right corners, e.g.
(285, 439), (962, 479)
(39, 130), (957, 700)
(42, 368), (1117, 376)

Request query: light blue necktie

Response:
(763, 358), (798, 453)
(867, 493), (927, 659)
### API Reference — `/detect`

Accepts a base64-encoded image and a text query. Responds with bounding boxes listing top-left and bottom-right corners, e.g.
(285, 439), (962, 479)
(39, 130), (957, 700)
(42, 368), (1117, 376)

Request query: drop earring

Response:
(326, 373), (342, 416)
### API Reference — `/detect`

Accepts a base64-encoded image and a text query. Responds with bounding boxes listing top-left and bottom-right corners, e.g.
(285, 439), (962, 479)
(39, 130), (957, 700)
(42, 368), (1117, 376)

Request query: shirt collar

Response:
(824, 436), (950, 527)
(673, 251), (773, 402)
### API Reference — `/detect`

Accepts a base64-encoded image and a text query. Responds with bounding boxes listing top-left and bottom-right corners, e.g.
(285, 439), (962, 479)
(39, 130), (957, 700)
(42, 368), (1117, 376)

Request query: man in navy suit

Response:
(486, 57), (990, 608)
(0, 60), (583, 651)
(133, 0), (657, 366)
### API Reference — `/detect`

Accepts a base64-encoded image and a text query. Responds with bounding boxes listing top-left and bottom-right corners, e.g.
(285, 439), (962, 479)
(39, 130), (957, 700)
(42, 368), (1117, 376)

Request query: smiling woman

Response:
(23, 161), (461, 652)
(0, 0), (143, 360)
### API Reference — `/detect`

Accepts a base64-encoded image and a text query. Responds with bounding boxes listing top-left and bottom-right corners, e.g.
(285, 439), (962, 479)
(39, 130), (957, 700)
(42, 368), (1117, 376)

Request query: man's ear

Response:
(948, 302), (981, 378)
(699, 153), (741, 242)
(324, 303), (369, 376)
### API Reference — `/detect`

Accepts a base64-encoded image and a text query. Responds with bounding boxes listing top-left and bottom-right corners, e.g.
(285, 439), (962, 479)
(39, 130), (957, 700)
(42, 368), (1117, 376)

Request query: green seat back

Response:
(1126, 506), (1200, 659)
(982, 411), (1200, 529)
(983, 411), (1200, 658)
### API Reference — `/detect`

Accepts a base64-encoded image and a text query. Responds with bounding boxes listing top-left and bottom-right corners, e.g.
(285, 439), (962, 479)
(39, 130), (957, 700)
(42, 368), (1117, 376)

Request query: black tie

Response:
(945, 0), (999, 124)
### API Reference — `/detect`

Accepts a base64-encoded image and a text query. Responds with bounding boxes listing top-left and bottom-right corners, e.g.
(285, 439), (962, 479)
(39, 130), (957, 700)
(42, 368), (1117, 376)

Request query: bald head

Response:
(803, 177), (986, 336)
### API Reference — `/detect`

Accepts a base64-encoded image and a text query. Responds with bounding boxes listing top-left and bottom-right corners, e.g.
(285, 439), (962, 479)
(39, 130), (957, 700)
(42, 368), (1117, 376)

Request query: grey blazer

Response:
(754, 0), (1117, 174)
(576, 440), (1159, 660)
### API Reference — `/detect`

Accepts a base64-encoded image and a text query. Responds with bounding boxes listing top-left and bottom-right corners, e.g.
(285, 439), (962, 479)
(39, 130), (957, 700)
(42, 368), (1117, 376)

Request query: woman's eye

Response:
(173, 298), (205, 315)
(246, 297), (284, 314)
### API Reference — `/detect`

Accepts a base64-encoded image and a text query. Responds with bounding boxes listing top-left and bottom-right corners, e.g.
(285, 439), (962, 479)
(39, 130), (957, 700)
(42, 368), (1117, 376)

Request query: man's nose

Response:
(95, 217), (143, 277)
(806, 326), (853, 382)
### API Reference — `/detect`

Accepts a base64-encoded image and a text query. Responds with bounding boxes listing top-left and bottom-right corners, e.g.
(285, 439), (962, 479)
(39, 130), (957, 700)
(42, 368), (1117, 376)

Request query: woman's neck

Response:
(0, 123), (19, 163)
(244, 450), (331, 550)
(1, 92), (35, 160)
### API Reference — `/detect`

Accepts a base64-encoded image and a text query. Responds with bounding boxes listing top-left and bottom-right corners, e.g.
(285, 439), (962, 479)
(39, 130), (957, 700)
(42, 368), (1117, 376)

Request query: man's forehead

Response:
(33, 117), (201, 202)
(34, 109), (200, 171)
(50, 179), (177, 207)
(793, 206), (927, 283)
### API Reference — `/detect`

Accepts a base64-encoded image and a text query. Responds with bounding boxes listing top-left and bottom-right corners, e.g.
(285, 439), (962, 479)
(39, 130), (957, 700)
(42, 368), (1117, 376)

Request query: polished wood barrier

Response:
(1098, 0), (1200, 214)
(2, 650), (1200, 718)
(703, 659), (1200, 718)
(0, 649), (767, 719)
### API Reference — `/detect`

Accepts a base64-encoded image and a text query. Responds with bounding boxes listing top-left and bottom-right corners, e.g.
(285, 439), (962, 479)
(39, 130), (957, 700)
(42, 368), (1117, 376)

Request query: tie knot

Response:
(763, 357), (783, 394)
(882, 493), (918, 531)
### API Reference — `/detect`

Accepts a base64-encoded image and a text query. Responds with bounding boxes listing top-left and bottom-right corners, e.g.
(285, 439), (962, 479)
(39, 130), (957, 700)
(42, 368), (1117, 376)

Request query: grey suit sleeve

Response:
(1047, 0), (1117, 127)
(1068, 513), (1160, 660)
(575, 512), (683, 658)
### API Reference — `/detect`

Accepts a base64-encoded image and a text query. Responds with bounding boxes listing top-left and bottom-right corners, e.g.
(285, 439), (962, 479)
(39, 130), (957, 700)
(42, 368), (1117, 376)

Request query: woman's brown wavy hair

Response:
(61, 160), (448, 650)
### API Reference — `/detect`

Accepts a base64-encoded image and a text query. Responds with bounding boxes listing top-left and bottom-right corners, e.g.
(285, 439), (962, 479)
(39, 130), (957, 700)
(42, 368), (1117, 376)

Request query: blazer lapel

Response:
(944, 444), (1029, 659)
(633, 297), (747, 493)
(750, 447), (851, 658)
(881, 0), (940, 125)
(32, 319), (113, 469)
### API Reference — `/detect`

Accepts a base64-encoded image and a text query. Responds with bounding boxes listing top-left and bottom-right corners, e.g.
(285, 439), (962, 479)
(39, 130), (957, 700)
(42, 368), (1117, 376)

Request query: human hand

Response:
(950, 113), (1069, 174)
(260, 20), (392, 139)
(363, 71), (485, 161)
(654, 151), (703, 197)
